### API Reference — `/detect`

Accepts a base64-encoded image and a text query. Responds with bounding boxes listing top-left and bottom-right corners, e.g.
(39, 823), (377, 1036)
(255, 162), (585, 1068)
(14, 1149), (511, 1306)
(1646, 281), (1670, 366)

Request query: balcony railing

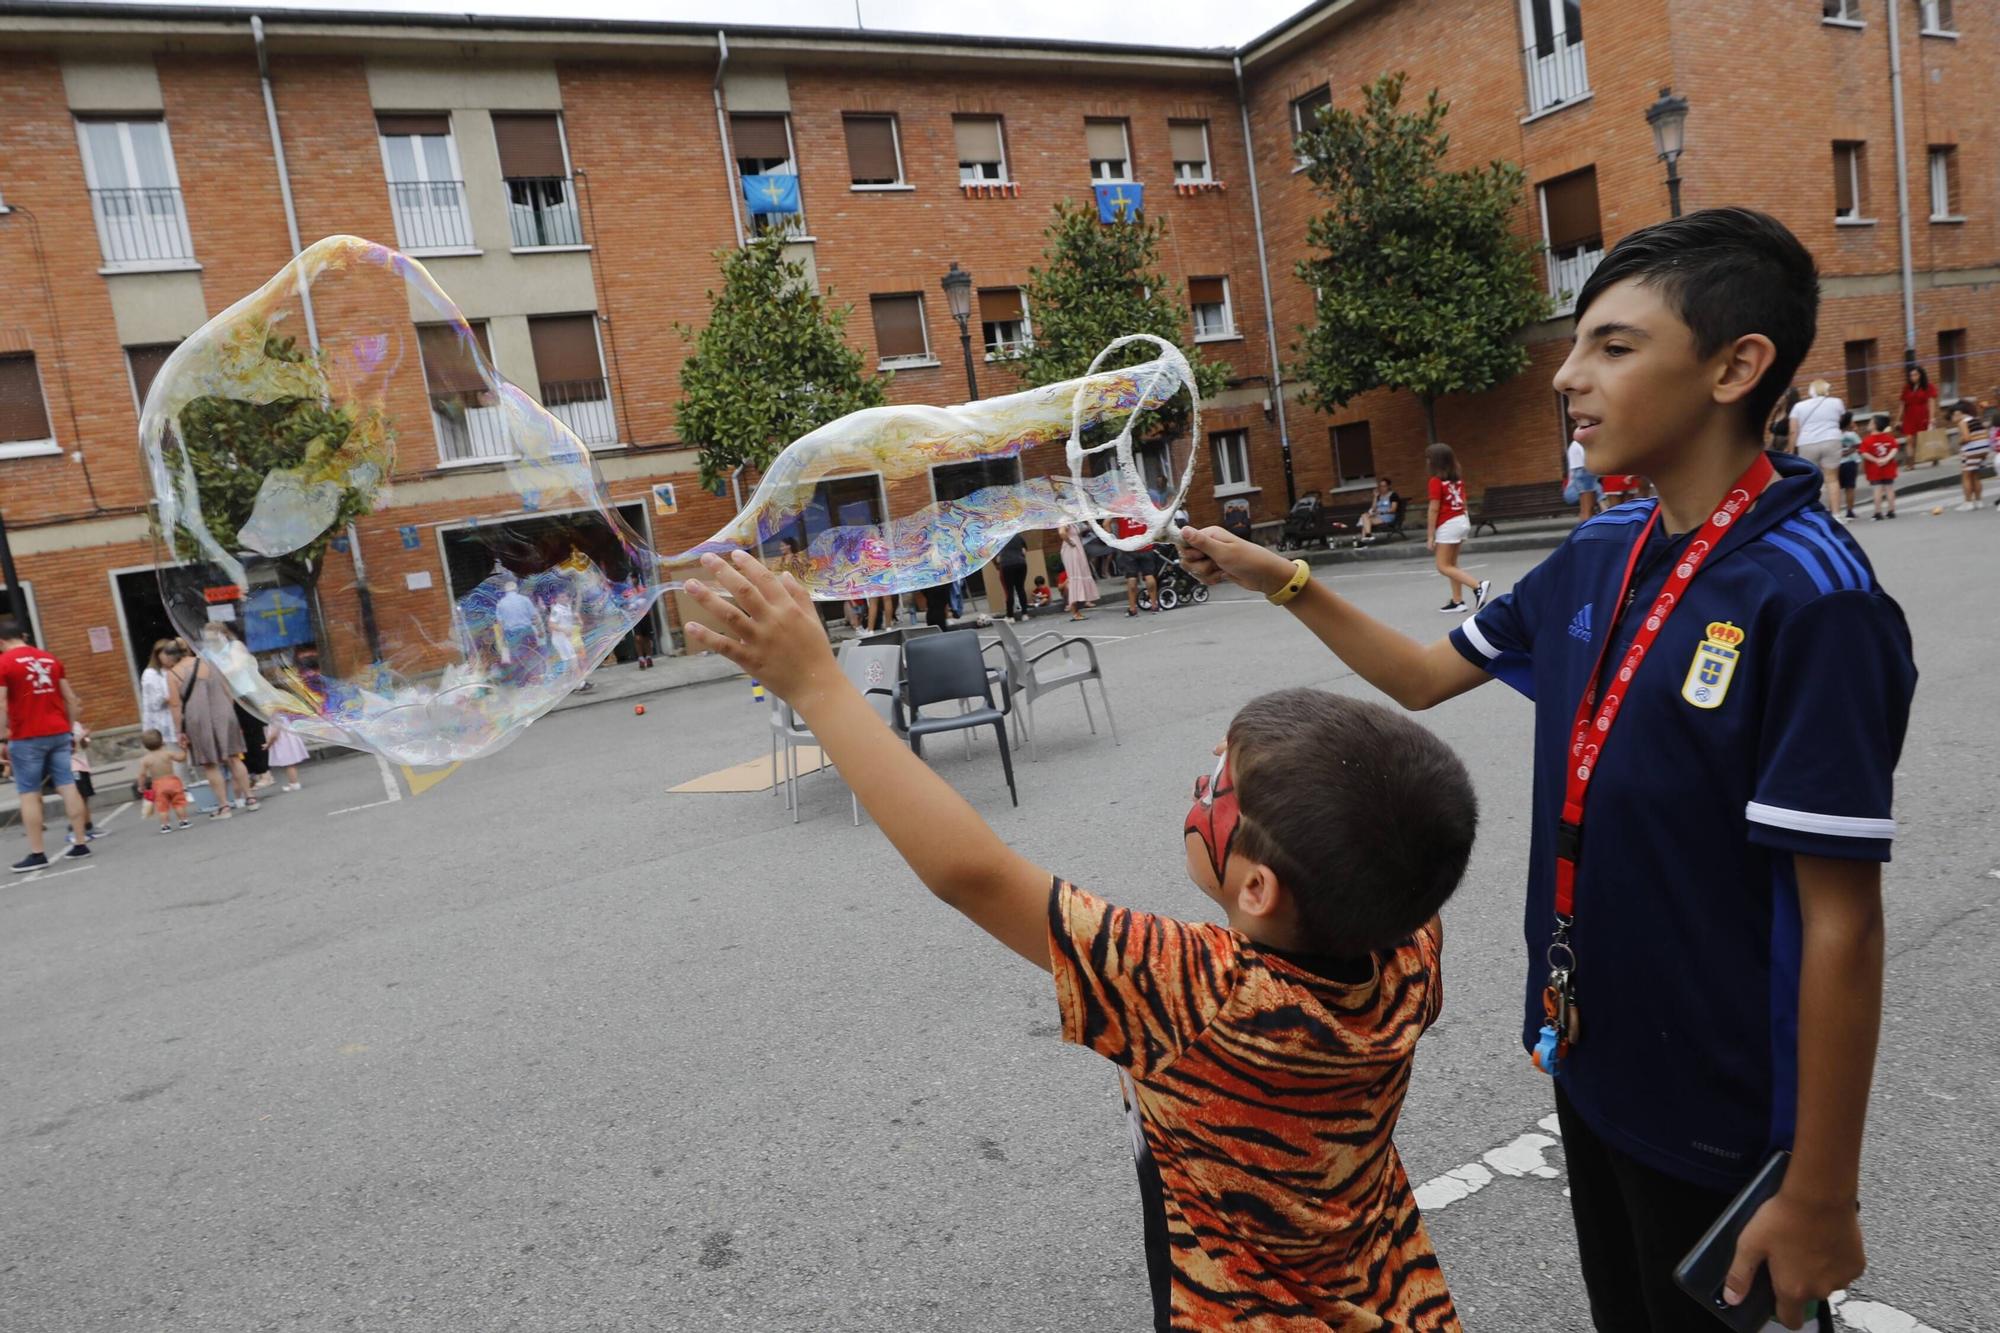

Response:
(389, 179), (474, 251)
(1523, 38), (1590, 117)
(88, 186), (194, 266)
(432, 392), (514, 464)
(750, 210), (809, 241)
(541, 377), (617, 446)
(1547, 244), (1605, 317)
(505, 176), (584, 248)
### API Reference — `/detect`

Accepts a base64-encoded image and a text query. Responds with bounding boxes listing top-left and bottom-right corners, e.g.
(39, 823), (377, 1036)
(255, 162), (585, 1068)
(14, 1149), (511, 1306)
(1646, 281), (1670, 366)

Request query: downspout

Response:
(1883, 0), (1917, 358)
(1235, 54), (1295, 508)
(254, 14), (380, 660)
(714, 31), (746, 246)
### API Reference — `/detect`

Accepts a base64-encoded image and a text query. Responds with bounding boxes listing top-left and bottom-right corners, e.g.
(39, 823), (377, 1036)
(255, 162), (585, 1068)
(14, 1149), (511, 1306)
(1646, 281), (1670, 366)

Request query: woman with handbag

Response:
(169, 624), (258, 818)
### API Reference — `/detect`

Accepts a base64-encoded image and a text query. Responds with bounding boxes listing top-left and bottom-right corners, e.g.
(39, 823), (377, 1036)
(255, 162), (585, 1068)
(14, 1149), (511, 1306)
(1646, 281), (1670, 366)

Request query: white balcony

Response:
(390, 179), (475, 252)
(1524, 38), (1590, 118)
(1547, 245), (1605, 317)
(433, 395), (514, 464)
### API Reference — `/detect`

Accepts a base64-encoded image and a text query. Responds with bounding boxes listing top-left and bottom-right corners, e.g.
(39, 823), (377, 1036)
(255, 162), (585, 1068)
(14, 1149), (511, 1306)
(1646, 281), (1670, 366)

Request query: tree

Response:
(1292, 72), (1550, 442)
(677, 236), (890, 489)
(1011, 199), (1231, 433)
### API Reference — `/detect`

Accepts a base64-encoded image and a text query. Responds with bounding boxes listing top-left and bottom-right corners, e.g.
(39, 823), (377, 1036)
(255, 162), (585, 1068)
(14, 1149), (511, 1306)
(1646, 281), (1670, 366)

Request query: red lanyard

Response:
(1552, 454), (1776, 918)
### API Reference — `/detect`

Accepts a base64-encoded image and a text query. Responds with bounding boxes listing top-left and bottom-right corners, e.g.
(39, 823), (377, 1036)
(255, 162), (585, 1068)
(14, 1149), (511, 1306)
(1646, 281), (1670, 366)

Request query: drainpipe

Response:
(1235, 55), (1295, 508)
(1883, 0), (1917, 358)
(714, 31), (746, 246)
(254, 15), (380, 660)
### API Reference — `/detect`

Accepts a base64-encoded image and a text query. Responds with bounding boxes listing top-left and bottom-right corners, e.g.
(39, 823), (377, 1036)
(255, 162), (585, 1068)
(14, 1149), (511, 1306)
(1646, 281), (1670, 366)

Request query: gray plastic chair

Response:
(981, 619), (1118, 762)
(836, 643), (906, 826)
(902, 630), (1017, 807)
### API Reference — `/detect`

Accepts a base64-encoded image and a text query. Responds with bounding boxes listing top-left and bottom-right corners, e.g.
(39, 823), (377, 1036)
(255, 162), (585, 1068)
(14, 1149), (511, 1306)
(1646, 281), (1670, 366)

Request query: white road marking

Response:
(330, 760), (405, 817)
(1417, 1115), (1947, 1333)
(100, 800), (132, 830)
(14, 863), (96, 885)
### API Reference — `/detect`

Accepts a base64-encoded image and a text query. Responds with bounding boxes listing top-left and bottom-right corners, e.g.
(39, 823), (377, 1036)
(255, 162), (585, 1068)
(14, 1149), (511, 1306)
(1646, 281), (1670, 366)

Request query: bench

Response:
(1470, 481), (1572, 536)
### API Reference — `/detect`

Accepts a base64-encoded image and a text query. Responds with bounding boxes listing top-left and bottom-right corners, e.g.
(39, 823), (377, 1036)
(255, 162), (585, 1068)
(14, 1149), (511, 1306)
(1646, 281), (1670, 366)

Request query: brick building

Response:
(0, 0), (1992, 728)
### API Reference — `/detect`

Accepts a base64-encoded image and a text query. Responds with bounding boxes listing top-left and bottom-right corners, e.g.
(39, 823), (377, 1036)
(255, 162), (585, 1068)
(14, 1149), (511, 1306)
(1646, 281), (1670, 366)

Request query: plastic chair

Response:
(768, 693), (823, 824)
(836, 643), (906, 826)
(902, 630), (1017, 807)
(981, 619), (1118, 762)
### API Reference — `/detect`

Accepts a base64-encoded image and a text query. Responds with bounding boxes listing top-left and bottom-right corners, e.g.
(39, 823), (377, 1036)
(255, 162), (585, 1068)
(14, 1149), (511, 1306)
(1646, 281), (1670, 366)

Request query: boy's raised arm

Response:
(1178, 526), (1488, 711)
(685, 552), (1055, 972)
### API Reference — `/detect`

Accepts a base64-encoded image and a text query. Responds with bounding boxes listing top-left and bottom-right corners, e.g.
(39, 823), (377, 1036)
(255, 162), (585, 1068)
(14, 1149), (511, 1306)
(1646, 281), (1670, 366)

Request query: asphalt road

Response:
(2, 510), (1991, 1332)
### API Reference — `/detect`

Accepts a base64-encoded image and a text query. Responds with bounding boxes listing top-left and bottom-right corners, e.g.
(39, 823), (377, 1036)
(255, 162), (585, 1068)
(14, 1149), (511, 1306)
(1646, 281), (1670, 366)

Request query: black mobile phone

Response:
(1673, 1150), (1788, 1332)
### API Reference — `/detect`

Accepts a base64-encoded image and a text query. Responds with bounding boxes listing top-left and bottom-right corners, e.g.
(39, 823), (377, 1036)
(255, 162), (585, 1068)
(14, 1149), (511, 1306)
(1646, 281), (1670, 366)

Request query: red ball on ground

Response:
(634, 704), (646, 716)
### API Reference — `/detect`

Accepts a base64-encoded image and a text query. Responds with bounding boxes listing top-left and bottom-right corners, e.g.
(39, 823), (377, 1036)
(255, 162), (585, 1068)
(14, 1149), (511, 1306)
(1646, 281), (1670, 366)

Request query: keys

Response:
(1531, 970), (1581, 1076)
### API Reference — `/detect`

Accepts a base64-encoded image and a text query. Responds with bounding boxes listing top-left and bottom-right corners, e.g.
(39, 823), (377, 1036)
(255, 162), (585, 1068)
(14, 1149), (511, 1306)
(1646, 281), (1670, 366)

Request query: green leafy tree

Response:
(1012, 199), (1231, 429)
(1292, 72), (1549, 442)
(677, 236), (890, 489)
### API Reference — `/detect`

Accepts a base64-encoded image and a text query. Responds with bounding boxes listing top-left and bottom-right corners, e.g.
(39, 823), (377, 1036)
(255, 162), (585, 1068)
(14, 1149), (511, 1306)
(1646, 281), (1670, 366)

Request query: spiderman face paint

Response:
(1185, 750), (1242, 886)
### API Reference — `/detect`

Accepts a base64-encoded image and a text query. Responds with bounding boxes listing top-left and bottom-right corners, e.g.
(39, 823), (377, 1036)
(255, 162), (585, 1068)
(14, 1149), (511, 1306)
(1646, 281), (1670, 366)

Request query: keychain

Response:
(1531, 933), (1580, 1076)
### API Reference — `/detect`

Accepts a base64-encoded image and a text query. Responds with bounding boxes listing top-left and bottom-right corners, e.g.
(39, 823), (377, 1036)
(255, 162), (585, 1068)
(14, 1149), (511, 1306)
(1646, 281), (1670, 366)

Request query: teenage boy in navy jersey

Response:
(1179, 208), (1916, 1332)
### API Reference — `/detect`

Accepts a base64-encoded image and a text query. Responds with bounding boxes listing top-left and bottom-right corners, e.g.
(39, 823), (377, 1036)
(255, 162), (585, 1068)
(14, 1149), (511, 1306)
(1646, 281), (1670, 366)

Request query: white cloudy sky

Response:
(109, 0), (1306, 49)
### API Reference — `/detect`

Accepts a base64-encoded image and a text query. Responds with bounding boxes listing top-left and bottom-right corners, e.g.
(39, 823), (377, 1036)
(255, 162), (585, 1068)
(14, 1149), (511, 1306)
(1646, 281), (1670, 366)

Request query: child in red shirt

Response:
(1859, 413), (1899, 520)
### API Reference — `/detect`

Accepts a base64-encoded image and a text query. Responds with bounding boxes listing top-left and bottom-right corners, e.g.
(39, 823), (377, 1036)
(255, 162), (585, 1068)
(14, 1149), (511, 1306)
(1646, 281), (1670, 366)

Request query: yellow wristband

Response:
(1266, 558), (1312, 607)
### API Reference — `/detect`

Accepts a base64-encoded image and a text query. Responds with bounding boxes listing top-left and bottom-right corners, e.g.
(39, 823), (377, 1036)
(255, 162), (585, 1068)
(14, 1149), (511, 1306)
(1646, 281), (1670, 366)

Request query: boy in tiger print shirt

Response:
(679, 550), (1474, 1333)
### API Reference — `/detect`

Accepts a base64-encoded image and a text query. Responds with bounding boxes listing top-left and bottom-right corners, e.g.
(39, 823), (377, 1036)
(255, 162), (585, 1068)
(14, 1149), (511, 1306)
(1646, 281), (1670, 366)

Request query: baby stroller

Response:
(1138, 548), (1211, 611)
(1280, 491), (1335, 549)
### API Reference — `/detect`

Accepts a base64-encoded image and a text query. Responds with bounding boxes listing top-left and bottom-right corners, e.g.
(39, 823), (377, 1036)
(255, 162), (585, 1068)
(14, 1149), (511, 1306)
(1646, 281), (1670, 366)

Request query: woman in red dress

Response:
(1899, 365), (1938, 444)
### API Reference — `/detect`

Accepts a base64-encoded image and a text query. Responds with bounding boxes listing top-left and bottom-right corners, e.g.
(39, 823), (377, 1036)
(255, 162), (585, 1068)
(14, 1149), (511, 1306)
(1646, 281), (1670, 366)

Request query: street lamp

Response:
(939, 261), (980, 402)
(1645, 86), (1690, 219)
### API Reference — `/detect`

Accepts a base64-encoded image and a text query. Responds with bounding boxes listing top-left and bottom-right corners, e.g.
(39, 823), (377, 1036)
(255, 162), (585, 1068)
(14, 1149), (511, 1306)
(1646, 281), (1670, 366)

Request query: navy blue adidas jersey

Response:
(1449, 452), (1915, 1191)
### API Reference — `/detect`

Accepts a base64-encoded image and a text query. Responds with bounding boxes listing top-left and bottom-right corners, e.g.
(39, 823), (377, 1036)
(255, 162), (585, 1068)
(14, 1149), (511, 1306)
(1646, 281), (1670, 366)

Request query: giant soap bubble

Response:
(143, 236), (1198, 766)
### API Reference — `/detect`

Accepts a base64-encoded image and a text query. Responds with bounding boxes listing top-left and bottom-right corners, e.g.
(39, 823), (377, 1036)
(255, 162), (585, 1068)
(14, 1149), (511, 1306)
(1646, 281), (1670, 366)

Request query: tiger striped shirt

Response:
(1049, 879), (1458, 1332)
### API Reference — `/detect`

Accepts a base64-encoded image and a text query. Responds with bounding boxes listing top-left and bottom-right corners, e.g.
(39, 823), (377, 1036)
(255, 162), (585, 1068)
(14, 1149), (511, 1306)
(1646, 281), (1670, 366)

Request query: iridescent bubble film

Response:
(144, 237), (1200, 766)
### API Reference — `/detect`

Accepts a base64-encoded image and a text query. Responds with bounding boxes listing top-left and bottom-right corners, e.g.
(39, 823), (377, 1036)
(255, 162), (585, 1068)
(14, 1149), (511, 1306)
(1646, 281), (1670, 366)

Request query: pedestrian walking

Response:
(0, 619), (91, 871)
(1112, 515), (1160, 617)
(265, 715), (310, 790)
(996, 533), (1031, 623)
(1788, 379), (1846, 516)
(136, 730), (192, 832)
(139, 639), (183, 744)
(1424, 443), (1486, 614)
(170, 627), (258, 818)
(63, 720), (99, 843)
(1835, 413), (1861, 520)
(1564, 439), (1604, 520)
(1058, 523), (1099, 621)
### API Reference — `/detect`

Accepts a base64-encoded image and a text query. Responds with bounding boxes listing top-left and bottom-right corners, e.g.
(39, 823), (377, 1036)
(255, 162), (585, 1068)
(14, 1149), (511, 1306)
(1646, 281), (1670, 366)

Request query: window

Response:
(1291, 85), (1331, 165)
(954, 116), (1008, 183)
(1939, 329), (1967, 400)
(933, 457), (1021, 506)
(1170, 120), (1212, 183)
(1190, 276), (1234, 340)
(494, 113), (581, 248)
(0, 354), (56, 456)
(732, 113), (803, 236)
(1520, 0), (1589, 115)
(1833, 141), (1867, 221)
(1822, 0), (1861, 21)
(1330, 421), (1376, 486)
(1539, 167), (1604, 315)
(1210, 430), (1252, 493)
(1920, 0), (1954, 32)
(418, 321), (509, 463)
(1086, 119), (1131, 182)
(529, 314), (614, 446)
(979, 288), (1030, 355)
(1844, 339), (1875, 411)
(379, 114), (472, 251)
(870, 294), (932, 367)
(1928, 146), (1961, 219)
(843, 114), (904, 187)
(75, 117), (193, 266)
(126, 343), (177, 415)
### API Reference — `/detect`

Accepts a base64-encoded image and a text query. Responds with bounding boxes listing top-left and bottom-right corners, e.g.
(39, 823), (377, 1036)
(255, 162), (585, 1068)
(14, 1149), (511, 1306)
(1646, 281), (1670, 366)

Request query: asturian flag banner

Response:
(1093, 181), (1145, 223)
(743, 173), (801, 216)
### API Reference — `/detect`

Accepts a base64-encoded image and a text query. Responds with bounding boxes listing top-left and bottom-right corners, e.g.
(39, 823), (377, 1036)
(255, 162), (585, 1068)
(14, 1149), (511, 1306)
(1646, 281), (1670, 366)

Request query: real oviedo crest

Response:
(1680, 620), (1745, 710)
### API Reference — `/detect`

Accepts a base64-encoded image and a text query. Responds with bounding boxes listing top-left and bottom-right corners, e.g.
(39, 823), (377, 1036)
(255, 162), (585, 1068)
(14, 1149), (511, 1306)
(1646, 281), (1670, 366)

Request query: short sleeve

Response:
(1426, 476), (1442, 504)
(1746, 591), (1916, 861)
(1449, 544), (1563, 700)
(1047, 879), (1238, 1081)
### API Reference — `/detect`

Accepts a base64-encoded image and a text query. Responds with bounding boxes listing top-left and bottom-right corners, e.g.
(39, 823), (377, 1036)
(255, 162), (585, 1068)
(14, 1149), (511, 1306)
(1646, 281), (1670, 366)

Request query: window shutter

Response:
(1541, 168), (1601, 251)
(1833, 145), (1856, 215)
(1085, 120), (1128, 161)
(377, 113), (451, 138)
(954, 116), (1002, 162)
(1170, 121), (1208, 163)
(978, 288), (1024, 324)
(492, 114), (566, 178)
(0, 355), (51, 443)
(417, 322), (492, 395)
(843, 116), (900, 184)
(127, 344), (175, 408)
(528, 315), (602, 388)
(731, 114), (790, 161)
(1189, 277), (1226, 307)
(871, 296), (927, 360)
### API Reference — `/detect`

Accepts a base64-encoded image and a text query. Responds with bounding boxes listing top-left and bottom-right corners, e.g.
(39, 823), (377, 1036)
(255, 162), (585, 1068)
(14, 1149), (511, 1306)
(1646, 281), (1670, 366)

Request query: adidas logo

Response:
(1568, 604), (1593, 643)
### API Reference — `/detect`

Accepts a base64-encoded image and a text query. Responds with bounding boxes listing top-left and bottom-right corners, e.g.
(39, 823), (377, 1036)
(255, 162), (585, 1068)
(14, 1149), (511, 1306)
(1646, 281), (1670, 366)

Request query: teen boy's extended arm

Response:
(683, 552), (1054, 972)
(1178, 526), (1488, 710)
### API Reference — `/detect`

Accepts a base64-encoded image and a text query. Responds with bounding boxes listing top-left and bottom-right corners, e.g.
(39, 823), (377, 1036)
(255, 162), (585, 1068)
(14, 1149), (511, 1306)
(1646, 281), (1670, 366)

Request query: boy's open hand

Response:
(1177, 526), (1295, 597)
(683, 551), (841, 710)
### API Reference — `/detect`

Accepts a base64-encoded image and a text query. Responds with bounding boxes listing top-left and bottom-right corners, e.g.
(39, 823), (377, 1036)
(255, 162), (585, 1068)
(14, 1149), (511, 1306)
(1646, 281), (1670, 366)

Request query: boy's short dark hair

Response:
(1839, 411), (1853, 429)
(141, 729), (164, 750)
(0, 617), (22, 642)
(1873, 413), (1891, 429)
(1574, 207), (1819, 431)
(1228, 690), (1476, 955)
